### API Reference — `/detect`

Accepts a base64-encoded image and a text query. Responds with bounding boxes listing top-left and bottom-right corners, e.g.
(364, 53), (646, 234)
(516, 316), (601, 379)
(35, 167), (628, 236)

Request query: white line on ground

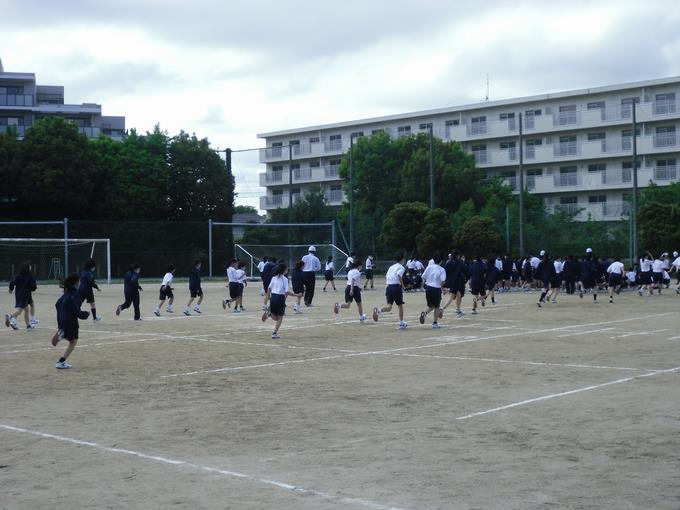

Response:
(557, 327), (616, 338)
(0, 423), (406, 510)
(610, 329), (669, 339)
(455, 365), (680, 420)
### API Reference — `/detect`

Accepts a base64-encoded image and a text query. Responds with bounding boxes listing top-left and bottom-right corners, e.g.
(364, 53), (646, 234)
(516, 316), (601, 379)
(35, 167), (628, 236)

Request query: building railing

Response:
(468, 123), (487, 136)
(325, 140), (343, 152)
(654, 165), (678, 181)
(0, 94), (34, 107)
(653, 132), (677, 148)
(601, 169), (632, 184)
(653, 99), (678, 115)
(553, 141), (578, 157)
(325, 165), (339, 178)
(553, 172), (579, 187)
(554, 110), (579, 126)
(325, 189), (344, 203)
(0, 125), (27, 136)
(473, 150), (488, 164)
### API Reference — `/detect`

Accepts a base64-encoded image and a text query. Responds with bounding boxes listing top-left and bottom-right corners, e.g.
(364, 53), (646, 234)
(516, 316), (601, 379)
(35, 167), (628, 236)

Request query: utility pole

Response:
(288, 144), (293, 267)
(349, 135), (355, 253)
(518, 113), (525, 255)
(631, 101), (639, 260)
(428, 123), (435, 208)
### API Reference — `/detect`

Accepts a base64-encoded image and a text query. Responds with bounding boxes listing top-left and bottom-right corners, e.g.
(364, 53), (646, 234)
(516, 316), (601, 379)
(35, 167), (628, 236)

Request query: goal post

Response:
(208, 220), (342, 278)
(0, 238), (111, 283)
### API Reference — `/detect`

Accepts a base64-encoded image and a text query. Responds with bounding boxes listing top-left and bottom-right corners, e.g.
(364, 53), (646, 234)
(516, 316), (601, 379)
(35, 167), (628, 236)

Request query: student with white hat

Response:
(301, 245), (321, 306)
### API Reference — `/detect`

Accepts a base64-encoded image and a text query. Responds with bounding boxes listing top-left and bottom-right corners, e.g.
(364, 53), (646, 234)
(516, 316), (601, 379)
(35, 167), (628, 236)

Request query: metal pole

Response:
(349, 136), (354, 253)
(208, 218), (213, 279)
(631, 102), (639, 258)
(106, 239), (111, 284)
(506, 205), (510, 253)
(518, 113), (525, 255)
(63, 217), (68, 277)
(288, 144), (293, 268)
(428, 123), (435, 208)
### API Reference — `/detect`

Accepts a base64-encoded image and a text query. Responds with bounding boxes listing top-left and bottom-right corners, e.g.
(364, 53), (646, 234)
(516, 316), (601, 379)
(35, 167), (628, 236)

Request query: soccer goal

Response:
(208, 220), (346, 278)
(0, 238), (111, 283)
(233, 243), (348, 279)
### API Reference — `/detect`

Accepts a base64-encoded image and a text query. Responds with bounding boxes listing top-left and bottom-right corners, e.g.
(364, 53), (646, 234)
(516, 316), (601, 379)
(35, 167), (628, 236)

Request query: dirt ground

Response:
(1, 278), (679, 510)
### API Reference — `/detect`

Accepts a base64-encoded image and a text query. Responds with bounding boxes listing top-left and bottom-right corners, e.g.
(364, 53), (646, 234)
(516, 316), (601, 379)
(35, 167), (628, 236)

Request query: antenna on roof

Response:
(484, 73), (489, 102)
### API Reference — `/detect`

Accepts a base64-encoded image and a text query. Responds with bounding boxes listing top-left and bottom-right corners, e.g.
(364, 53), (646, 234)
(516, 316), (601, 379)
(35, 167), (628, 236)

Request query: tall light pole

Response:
(349, 134), (356, 253)
(631, 101), (639, 260)
(428, 123), (435, 208)
(518, 113), (525, 255)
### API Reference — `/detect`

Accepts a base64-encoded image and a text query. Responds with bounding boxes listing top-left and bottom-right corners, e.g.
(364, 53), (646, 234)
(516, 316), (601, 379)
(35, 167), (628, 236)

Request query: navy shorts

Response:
(470, 283), (485, 296)
(425, 286), (442, 308)
(158, 286), (174, 300)
(581, 277), (595, 290)
(365, 269), (374, 279)
(385, 284), (404, 306)
(640, 272), (652, 285)
(190, 287), (203, 298)
(14, 297), (33, 309)
(292, 282), (304, 295)
(229, 282), (242, 299)
(79, 289), (95, 304)
(652, 272), (663, 284)
(608, 274), (622, 287)
(324, 270), (334, 281)
(344, 285), (362, 304)
(269, 293), (286, 317)
(550, 276), (562, 288)
(63, 327), (79, 342)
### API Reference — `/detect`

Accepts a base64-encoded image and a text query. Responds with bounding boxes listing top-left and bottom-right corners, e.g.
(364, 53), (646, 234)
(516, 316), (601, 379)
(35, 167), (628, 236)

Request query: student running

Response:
(185, 260), (204, 315)
(322, 255), (337, 292)
(116, 263), (142, 320)
(52, 273), (90, 369)
(154, 265), (176, 316)
(78, 258), (102, 321)
(607, 257), (625, 303)
(334, 261), (367, 322)
(372, 253), (407, 329)
(418, 253), (446, 329)
(5, 261), (37, 330)
(262, 263), (299, 339)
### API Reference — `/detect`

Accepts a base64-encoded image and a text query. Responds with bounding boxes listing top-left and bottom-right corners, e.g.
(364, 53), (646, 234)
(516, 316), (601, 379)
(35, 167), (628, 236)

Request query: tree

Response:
(234, 205), (259, 214)
(12, 117), (99, 219)
(639, 202), (680, 255)
(456, 216), (503, 256)
(380, 202), (430, 255)
(416, 208), (454, 258)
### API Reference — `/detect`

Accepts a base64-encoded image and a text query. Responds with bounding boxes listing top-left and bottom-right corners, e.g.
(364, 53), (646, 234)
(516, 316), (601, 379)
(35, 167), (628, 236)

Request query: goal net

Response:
(234, 243), (348, 279)
(0, 238), (111, 283)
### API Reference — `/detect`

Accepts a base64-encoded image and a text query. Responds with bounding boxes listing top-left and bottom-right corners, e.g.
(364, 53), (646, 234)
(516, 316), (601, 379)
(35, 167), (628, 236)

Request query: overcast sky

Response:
(3, 0), (680, 211)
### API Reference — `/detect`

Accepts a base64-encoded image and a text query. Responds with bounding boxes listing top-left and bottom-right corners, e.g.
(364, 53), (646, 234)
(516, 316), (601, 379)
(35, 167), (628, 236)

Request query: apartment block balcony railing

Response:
(654, 165), (678, 181)
(325, 189), (344, 204)
(472, 150), (488, 164)
(553, 141), (579, 157)
(553, 173), (580, 187)
(653, 132), (677, 148)
(0, 94), (34, 107)
(601, 169), (632, 185)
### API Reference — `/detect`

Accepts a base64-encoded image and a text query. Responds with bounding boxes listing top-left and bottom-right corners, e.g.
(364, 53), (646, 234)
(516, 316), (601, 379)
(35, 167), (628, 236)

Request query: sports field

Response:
(2, 279), (679, 509)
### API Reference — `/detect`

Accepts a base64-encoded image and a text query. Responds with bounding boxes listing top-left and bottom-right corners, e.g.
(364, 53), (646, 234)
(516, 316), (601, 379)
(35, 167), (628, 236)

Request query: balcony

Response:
(259, 194), (305, 209)
(554, 202), (579, 215)
(554, 110), (579, 126)
(259, 164), (344, 187)
(553, 141), (578, 157)
(601, 169), (632, 185)
(472, 150), (488, 164)
(0, 125), (27, 137)
(503, 176), (517, 190)
(78, 126), (100, 138)
(654, 165), (678, 181)
(325, 189), (344, 204)
(325, 140), (343, 153)
(653, 132), (677, 148)
(653, 99), (678, 116)
(553, 172), (580, 187)
(0, 94), (34, 107)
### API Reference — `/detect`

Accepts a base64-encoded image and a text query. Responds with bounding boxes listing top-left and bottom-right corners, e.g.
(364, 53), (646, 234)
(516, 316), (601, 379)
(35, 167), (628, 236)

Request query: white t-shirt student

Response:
(626, 270), (637, 283)
(235, 268), (247, 284)
(421, 264), (446, 288)
(257, 260), (265, 273)
(673, 256), (680, 271)
(346, 268), (361, 288)
(345, 256), (354, 269)
(414, 260), (425, 271)
(365, 257), (373, 270)
(325, 260), (334, 271)
(651, 259), (664, 273)
(385, 263), (405, 285)
(268, 274), (289, 295)
(161, 272), (174, 288)
(640, 258), (653, 272)
(226, 265), (237, 282)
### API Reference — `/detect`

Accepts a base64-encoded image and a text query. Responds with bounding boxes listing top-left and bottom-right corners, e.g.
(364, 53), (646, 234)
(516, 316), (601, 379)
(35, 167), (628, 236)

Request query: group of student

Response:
(5, 246), (680, 369)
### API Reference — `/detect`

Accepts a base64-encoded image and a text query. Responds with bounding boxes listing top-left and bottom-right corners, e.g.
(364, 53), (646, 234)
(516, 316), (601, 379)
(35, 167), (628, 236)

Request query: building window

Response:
(328, 134), (342, 151)
(655, 158), (677, 180)
(588, 195), (607, 203)
(310, 161), (320, 168)
(557, 135), (577, 156)
(621, 97), (640, 119)
(418, 123), (432, 131)
(655, 92), (676, 115)
(469, 116), (487, 135)
(371, 129), (385, 135)
(557, 105), (577, 125)
(500, 141), (517, 160)
(471, 144), (487, 164)
(270, 142), (283, 157)
(445, 119), (460, 126)
(397, 125), (411, 137)
(351, 131), (364, 138)
(558, 196), (578, 214)
(587, 132), (605, 140)
(655, 125), (676, 148)
(587, 101), (605, 110)
(556, 166), (578, 186)
(588, 164), (606, 172)
(309, 136), (319, 143)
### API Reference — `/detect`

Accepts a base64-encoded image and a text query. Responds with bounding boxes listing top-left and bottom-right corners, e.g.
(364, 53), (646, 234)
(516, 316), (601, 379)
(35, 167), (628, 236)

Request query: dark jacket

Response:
(10, 272), (37, 304)
(56, 287), (89, 334)
(189, 267), (202, 290)
(78, 270), (99, 293)
(124, 270), (142, 294)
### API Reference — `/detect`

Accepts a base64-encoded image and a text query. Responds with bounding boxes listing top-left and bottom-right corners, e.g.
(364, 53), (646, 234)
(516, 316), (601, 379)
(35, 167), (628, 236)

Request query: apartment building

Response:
(0, 58), (125, 140)
(257, 76), (680, 221)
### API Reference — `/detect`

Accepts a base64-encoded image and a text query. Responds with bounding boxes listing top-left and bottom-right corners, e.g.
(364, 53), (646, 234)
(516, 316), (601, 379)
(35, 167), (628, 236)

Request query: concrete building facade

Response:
(257, 76), (680, 220)
(0, 58), (125, 140)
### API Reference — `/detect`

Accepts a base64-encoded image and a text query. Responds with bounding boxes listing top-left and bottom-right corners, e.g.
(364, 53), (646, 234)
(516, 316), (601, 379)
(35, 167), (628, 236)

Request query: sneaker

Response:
(471, 309), (477, 315)
(166, 307), (174, 313)
(419, 311), (425, 324)
(399, 321), (408, 330)
(295, 308), (302, 315)
(333, 303), (340, 314)
(537, 301), (542, 308)
(579, 292), (584, 299)
(271, 331), (280, 339)
(115, 305), (121, 316)
(432, 323), (441, 329)
(55, 361), (72, 369)
(261, 305), (268, 311)
(222, 299), (228, 310)
(134, 317), (144, 321)
(239, 306), (245, 312)
(372, 307), (379, 322)
(9, 317), (18, 330)
(30, 318), (39, 326)
(4, 314), (9, 327)
(94, 315), (102, 321)
(259, 288), (265, 296)
(183, 310), (191, 316)
(261, 310), (268, 322)
(26, 324), (35, 330)
(359, 314), (367, 323)
(491, 298), (496, 304)
(456, 310), (465, 318)
(609, 298), (613, 303)
(233, 309), (240, 313)
(438, 309), (444, 319)
(51, 330), (63, 346)
(481, 299), (486, 307)
(154, 309), (161, 317)
(194, 307), (201, 314)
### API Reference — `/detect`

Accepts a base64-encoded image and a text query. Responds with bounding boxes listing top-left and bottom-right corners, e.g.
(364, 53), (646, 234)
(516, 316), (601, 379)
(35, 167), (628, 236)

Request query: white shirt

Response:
(640, 259), (653, 272)
(325, 261), (334, 271)
(235, 268), (247, 284)
(226, 266), (237, 282)
(406, 259), (416, 270)
(663, 270), (670, 280)
(346, 268), (361, 287)
(257, 261), (265, 273)
(673, 256), (680, 270)
(607, 261), (625, 275)
(626, 271), (637, 283)
(365, 257), (373, 270)
(268, 274), (289, 295)
(651, 259), (664, 273)
(345, 256), (354, 268)
(385, 263), (405, 285)
(302, 253), (321, 272)
(495, 258), (503, 271)
(554, 260), (564, 273)
(161, 272), (174, 287)
(530, 256), (540, 269)
(427, 258), (435, 266)
(414, 260), (425, 271)
(422, 264), (446, 288)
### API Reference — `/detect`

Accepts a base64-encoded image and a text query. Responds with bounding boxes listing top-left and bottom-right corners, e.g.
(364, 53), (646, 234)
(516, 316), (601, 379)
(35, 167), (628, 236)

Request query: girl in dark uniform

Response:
(78, 258), (101, 321)
(53, 273), (90, 369)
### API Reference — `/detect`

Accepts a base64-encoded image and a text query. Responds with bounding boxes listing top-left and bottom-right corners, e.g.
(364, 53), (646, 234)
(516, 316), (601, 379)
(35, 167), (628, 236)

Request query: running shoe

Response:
(154, 310), (161, 317)
(399, 321), (408, 330)
(333, 303), (340, 314)
(419, 311), (425, 324)
(432, 323), (441, 329)
(55, 361), (72, 369)
(115, 305), (121, 316)
(372, 307), (379, 322)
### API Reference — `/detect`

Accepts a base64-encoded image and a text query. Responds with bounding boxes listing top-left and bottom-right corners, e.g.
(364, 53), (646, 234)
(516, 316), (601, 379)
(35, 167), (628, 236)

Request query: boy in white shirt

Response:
(334, 261), (367, 322)
(363, 255), (375, 290)
(372, 253), (407, 329)
(262, 263), (298, 339)
(154, 265), (175, 316)
(606, 257), (625, 303)
(257, 257), (267, 296)
(419, 253), (446, 329)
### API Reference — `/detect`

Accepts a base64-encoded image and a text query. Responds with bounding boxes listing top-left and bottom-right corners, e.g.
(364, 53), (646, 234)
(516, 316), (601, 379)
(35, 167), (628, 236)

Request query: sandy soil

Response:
(1, 279), (679, 510)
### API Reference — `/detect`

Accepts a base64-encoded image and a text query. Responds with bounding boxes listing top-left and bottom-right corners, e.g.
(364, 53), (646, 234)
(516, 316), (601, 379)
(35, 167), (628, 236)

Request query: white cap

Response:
(674, 251), (678, 257)
(539, 250), (545, 256)
(586, 247), (593, 253)
(308, 245), (316, 252)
